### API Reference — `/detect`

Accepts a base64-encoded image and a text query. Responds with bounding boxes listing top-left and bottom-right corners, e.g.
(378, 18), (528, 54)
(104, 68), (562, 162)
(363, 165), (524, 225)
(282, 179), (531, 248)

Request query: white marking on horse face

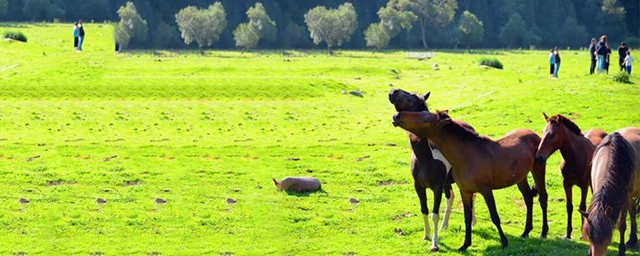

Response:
(428, 139), (452, 173)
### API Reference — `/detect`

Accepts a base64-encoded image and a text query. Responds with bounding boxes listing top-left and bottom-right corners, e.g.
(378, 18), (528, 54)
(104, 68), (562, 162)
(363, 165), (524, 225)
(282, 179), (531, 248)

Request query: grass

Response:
(0, 23), (638, 255)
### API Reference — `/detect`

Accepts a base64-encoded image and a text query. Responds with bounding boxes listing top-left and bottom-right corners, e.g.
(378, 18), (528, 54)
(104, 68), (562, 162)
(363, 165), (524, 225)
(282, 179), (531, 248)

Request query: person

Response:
(549, 48), (555, 78)
(77, 20), (85, 51)
(553, 47), (561, 78)
(605, 43), (612, 74)
(618, 42), (629, 71)
(595, 35), (608, 73)
(73, 22), (79, 51)
(589, 38), (597, 74)
(624, 51), (633, 75)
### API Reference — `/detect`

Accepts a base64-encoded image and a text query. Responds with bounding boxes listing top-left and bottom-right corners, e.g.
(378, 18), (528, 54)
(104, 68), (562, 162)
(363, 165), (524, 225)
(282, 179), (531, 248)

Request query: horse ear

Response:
(543, 112), (549, 120)
(424, 92), (431, 101)
(578, 209), (590, 219)
(441, 109), (449, 115)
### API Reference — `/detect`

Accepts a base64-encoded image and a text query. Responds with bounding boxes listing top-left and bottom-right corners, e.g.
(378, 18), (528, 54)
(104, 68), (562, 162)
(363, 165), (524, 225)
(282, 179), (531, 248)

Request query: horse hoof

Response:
(423, 236), (431, 241)
(520, 234), (528, 238)
(430, 246), (439, 252)
(458, 245), (470, 252)
(626, 241), (637, 249)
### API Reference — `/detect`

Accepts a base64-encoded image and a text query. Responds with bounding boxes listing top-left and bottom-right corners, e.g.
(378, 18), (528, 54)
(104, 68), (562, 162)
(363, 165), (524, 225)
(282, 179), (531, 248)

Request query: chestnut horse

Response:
(392, 110), (548, 251)
(388, 89), (458, 252)
(536, 113), (607, 239)
(580, 128), (640, 256)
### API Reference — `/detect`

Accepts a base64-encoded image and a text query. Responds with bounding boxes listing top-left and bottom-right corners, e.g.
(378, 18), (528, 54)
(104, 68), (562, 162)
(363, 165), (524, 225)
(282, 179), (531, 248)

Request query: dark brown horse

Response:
(392, 110), (548, 251)
(580, 128), (640, 256)
(536, 113), (607, 239)
(388, 89), (460, 252)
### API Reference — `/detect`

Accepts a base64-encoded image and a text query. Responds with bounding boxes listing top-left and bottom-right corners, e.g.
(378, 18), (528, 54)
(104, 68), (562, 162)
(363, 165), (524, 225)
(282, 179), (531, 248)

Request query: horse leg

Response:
(458, 191), (474, 252)
(430, 186), (444, 252)
(481, 189), (508, 248)
(440, 185), (454, 230)
(415, 182), (430, 241)
(563, 180), (573, 239)
(532, 161), (549, 238)
(627, 199), (637, 248)
(618, 203), (629, 256)
(472, 193), (477, 226)
(579, 184), (588, 240)
(516, 179), (534, 238)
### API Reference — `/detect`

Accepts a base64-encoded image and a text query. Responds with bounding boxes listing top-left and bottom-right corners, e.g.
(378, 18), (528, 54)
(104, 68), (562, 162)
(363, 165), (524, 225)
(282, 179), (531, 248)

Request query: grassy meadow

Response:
(0, 23), (639, 255)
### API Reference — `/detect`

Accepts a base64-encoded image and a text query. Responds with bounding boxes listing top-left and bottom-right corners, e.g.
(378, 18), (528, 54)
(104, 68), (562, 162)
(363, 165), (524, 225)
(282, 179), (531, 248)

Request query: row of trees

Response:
(1, 0), (638, 50)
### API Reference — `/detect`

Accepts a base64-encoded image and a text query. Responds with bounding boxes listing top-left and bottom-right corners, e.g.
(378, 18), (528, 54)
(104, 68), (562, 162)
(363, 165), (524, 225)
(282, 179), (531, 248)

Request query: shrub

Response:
(479, 57), (503, 69)
(612, 72), (631, 84)
(3, 31), (27, 42)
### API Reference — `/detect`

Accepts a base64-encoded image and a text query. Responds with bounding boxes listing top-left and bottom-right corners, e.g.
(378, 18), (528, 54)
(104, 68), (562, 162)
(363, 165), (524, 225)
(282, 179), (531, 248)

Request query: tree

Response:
(175, 2), (227, 54)
(23, 0), (51, 21)
(499, 13), (525, 48)
(304, 3), (357, 54)
(558, 17), (587, 47)
(233, 23), (259, 52)
(246, 3), (277, 43)
(233, 3), (277, 51)
(0, 0), (8, 17)
(114, 2), (148, 49)
(364, 0), (417, 51)
(364, 22), (391, 51)
(456, 10), (483, 51)
(397, 0), (458, 49)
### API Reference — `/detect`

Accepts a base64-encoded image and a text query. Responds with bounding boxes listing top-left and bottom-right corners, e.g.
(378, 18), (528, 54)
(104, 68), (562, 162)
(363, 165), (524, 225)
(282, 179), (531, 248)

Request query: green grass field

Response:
(1, 23), (639, 255)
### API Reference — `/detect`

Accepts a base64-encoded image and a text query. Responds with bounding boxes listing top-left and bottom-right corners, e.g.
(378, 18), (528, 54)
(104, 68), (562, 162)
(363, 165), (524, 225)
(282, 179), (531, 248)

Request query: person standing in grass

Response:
(77, 20), (85, 52)
(605, 43), (612, 74)
(595, 35), (608, 73)
(73, 22), (79, 51)
(549, 49), (555, 78)
(618, 42), (629, 71)
(624, 51), (634, 75)
(589, 38), (597, 74)
(553, 47), (561, 78)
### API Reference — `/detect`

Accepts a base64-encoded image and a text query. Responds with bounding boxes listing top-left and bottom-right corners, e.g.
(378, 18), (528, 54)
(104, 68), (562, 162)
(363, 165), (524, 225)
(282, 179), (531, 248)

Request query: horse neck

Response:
(407, 132), (434, 161)
(421, 125), (473, 170)
(559, 127), (592, 164)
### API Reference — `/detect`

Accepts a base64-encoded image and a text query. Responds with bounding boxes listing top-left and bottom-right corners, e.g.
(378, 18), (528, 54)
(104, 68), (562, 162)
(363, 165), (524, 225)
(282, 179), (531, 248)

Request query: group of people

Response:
(589, 35), (633, 75)
(548, 47), (561, 78)
(72, 20), (85, 52)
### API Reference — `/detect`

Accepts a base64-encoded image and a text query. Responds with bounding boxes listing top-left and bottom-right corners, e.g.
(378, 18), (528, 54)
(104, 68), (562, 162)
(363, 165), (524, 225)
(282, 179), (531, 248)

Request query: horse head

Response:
(536, 113), (566, 163)
(388, 88), (430, 112)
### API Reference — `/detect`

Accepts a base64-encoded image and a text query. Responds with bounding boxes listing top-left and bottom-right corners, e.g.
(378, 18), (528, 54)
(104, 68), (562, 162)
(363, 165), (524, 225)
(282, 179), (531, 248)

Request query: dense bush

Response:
(612, 72), (631, 84)
(479, 57), (503, 69)
(3, 31), (27, 42)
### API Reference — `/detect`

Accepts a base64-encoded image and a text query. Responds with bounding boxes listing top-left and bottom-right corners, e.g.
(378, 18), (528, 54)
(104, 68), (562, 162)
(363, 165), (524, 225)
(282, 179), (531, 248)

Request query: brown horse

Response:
(536, 113), (607, 239)
(392, 110), (548, 251)
(580, 128), (640, 256)
(388, 89), (459, 252)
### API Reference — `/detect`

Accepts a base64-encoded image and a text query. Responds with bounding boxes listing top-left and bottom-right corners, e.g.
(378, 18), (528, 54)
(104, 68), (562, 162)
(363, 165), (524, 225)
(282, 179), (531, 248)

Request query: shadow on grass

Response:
(434, 228), (591, 255)
(284, 189), (327, 197)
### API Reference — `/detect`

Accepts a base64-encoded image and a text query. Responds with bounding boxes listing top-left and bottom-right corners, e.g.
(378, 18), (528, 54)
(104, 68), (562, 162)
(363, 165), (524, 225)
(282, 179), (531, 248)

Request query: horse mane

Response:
(588, 132), (635, 244)
(436, 110), (484, 141)
(552, 114), (582, 135)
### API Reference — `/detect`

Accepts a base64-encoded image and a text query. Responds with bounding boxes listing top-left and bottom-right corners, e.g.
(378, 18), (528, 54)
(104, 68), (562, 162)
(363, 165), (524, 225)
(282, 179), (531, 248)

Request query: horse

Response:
(392, 110), (548, 251)
(579, 128), (640, 256)
(388, 88), (463, 252)
(535, 113), (607, 239)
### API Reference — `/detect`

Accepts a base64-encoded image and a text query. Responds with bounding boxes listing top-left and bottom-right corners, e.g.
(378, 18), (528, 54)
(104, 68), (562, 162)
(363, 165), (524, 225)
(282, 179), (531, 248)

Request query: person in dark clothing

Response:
(589, 38), (597, 74)
(549, 48), (555, 78)
(77, 20), (85, 51)
(595, 35), (608, 73)
(605, 43), (612, 74)
(553, 47), (561, 78)
(618, 42), (629, 71)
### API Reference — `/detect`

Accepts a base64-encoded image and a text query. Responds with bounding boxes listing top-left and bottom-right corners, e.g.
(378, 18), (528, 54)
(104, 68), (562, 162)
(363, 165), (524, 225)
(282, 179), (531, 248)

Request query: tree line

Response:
(0, 0), (638, 51)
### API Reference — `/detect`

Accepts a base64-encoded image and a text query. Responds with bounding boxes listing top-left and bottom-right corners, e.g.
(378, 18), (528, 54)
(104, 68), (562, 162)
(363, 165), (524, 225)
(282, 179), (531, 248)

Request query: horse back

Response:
(584, 128), (608, 146)
(495, 129), (540, 156)
(617, 127), (640, 196)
